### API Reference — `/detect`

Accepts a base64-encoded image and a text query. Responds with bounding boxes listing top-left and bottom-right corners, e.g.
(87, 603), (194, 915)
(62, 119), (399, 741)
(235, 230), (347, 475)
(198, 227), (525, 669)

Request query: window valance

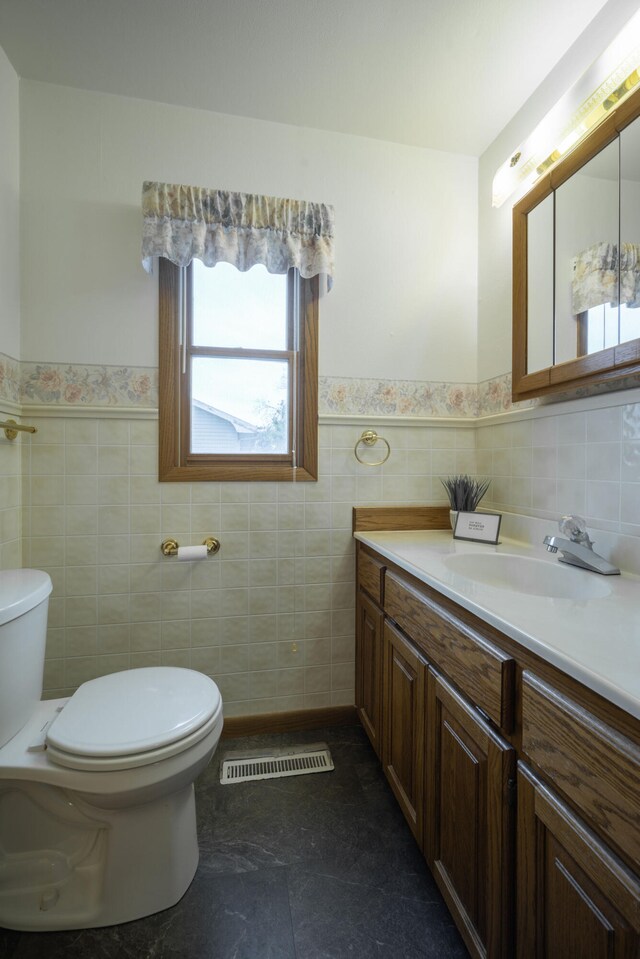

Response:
(141, 181), (334, 289)
(571, 241), (640, 314)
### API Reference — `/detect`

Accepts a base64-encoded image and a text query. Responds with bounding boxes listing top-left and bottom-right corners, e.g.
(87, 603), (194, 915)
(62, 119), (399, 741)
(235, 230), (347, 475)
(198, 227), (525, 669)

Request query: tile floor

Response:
(1, 724), (468, 958)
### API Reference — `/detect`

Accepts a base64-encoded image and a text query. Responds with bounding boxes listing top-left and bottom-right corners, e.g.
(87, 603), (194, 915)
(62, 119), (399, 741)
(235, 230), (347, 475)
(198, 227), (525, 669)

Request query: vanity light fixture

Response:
(492, 8), (640, 208)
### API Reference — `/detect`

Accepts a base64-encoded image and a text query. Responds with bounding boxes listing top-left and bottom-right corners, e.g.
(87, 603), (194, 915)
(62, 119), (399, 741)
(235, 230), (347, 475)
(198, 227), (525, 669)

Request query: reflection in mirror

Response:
(620, 115), (640, 349)
(513, 84), (640, 402)
(527, 194), (554, 373)
(554, 139), (619, 366)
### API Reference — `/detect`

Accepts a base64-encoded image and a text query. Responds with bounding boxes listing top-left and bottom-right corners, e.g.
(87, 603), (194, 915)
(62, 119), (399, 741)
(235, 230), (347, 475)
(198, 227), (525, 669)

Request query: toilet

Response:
(0, 569), (224, 931)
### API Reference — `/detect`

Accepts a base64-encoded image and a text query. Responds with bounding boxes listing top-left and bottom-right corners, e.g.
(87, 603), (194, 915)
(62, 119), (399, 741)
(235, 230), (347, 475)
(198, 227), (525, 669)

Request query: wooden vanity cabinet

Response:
(355, 548), (385, 759)
(355, 539), (640, 959)
(426, 671), (515, 959)
(356, 589), (384, 757)
(382, 620), (427, 845)
(517, 763), (640, 958)
(518, 671), (640, 957)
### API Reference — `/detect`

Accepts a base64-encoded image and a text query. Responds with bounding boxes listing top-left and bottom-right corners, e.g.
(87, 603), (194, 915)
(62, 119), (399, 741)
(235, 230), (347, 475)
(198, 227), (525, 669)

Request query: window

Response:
(578, 302), (640, 356)
(159, 258), (318, 482)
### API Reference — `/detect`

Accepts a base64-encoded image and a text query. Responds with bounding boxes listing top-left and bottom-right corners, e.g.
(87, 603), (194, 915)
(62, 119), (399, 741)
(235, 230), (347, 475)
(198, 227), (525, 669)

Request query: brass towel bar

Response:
(0, 419), (38, 441)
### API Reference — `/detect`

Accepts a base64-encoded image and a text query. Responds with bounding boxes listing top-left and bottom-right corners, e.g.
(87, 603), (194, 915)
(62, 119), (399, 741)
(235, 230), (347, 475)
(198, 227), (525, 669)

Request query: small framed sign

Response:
(453, 511), (502, 545)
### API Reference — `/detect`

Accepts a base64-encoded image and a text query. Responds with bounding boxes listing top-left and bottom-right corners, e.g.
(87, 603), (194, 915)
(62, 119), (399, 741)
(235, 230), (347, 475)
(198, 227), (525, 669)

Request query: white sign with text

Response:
(453, 511), (502, 544)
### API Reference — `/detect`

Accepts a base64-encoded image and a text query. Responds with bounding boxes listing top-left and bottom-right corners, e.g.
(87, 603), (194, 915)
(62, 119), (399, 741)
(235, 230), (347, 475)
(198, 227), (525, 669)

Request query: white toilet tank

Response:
(0, 569), (52, 749)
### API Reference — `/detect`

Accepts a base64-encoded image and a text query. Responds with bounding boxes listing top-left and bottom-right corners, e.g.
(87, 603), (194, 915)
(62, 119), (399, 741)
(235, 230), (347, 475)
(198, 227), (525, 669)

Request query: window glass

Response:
(190, 356), (289, 454)
(191, 260), (287, 349)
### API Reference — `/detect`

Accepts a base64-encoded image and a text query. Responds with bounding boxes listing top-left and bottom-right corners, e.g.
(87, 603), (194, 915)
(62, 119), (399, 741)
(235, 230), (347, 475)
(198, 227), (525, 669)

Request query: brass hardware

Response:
(160, 537), (221, 557)
(354, 430), (391, 467)
(161, 538), (180, 556)
(0, 419), (38, 441)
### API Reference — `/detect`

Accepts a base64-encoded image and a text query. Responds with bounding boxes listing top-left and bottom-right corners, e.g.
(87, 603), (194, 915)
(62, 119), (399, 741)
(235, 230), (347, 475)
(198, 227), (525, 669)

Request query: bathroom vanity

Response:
(353, 509), (640, 959)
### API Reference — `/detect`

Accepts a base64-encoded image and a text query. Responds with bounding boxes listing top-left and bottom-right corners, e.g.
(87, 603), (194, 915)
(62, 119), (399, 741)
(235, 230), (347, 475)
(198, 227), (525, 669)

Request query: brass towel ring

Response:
(354, 430), (391, 467)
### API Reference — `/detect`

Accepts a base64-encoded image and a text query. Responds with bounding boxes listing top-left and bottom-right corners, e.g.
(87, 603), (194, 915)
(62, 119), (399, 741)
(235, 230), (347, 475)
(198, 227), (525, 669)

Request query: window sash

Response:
(158, 259), (318, 482)
(183, 351), (295, 465)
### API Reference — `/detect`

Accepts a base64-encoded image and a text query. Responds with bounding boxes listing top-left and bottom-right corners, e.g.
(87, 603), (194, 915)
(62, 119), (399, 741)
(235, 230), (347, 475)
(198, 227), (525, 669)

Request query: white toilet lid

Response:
(46, 667), (221, 759)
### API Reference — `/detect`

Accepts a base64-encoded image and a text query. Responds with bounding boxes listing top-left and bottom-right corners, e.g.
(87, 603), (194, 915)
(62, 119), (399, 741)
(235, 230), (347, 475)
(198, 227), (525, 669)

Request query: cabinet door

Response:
(382, 620), (427, 846)
(518, 762), (640, 959)
(356, 589), (384, 757)
(426, 670), (515, 959)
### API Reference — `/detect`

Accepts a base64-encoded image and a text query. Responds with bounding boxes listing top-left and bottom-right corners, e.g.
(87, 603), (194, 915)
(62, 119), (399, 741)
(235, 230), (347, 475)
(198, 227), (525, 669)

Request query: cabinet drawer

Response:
(358, 548), (385, 605)
(522, 671), (640, 865)
(385, 571), (515, 730)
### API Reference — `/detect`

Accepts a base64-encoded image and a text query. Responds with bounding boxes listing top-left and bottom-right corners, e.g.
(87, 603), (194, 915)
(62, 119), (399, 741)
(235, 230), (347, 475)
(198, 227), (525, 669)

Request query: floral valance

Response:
(571, 241), (640, 314)
(141, 181), (334, 289)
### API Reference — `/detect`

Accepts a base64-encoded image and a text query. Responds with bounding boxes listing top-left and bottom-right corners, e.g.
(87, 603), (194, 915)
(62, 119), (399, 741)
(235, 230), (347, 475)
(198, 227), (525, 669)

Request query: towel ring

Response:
(354, 430), (391, 466)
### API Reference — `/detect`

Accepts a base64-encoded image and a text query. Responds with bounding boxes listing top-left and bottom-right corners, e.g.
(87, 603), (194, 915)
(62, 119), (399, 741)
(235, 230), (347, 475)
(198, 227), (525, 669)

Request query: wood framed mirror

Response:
(512, 83), (640, 402)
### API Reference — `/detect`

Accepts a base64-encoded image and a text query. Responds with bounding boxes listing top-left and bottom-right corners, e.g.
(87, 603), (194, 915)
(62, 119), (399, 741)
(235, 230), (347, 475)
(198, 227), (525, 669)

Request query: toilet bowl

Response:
(0, 569), (224, 931)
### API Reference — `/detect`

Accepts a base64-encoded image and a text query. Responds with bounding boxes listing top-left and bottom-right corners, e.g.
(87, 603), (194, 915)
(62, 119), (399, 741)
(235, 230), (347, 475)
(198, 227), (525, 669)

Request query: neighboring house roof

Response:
(192, 398), (258, 434)
(191, 397), (260, 454)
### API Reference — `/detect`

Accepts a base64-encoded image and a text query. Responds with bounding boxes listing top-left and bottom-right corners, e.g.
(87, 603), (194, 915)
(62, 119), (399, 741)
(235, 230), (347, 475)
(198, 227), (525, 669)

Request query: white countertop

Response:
(355, 529), (640, 721)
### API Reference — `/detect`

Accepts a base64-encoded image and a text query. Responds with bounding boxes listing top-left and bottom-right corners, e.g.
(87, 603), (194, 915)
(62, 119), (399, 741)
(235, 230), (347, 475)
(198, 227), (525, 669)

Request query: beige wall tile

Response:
(19, 405), (639, 712)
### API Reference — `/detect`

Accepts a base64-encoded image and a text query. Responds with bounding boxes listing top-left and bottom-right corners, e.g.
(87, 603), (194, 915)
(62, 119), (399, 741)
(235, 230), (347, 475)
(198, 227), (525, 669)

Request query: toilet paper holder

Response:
(161, 537), (221, 557)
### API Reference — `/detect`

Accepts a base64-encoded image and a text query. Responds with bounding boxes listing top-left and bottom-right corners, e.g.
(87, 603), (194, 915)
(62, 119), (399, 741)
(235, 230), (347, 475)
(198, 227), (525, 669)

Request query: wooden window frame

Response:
(159, 258), (318, 482)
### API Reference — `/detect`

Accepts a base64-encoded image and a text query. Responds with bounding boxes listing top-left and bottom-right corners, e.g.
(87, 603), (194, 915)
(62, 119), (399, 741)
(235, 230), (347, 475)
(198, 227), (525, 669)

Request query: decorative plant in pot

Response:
(441, 475), (491, 529)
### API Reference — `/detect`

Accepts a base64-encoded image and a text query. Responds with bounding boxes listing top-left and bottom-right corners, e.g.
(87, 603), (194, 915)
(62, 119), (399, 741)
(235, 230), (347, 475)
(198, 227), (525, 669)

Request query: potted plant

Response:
(441, 474), (491, 529)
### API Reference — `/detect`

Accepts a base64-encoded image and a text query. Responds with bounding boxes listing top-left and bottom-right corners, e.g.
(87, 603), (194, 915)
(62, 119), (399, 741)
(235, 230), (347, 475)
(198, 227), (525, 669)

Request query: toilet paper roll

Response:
(177, 545), (208, 562)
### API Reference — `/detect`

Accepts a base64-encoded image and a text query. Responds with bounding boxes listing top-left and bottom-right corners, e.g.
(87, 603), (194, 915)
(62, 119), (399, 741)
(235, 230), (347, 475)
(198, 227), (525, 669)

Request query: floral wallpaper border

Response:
(476, 370), (640, 417)
(3, 354), (640, 419)
(20, 361), (158, 408)
(319, 376), (478, 418)
(4, 357), (482, 418)
(0, 353), (22, 408)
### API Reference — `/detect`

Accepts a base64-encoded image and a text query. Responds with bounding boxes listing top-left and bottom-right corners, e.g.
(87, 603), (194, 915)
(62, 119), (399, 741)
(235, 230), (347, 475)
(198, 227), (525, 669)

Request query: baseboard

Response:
(221, 705), (359, 738)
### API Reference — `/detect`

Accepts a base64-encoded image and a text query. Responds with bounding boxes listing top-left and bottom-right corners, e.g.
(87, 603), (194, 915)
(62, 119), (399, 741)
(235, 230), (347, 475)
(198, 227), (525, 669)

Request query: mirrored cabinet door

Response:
(619, 116), (640, 357)
(512, 82), (640, 401)
(527, 193), (554, 373)
(554, 138), (619, 366)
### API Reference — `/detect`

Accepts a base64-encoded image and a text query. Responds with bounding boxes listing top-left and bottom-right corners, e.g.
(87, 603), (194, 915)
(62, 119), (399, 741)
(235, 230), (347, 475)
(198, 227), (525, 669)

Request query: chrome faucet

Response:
(543, 515), (620, 575)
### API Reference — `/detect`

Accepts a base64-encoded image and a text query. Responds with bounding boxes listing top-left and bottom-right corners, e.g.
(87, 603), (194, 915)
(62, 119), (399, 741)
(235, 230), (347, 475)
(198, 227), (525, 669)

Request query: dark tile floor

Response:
(1, 724), (468, 959)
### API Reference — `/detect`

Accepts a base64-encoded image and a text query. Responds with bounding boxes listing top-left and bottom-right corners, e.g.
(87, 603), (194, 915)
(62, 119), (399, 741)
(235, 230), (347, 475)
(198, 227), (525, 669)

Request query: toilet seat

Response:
(45, 667), (222, 772)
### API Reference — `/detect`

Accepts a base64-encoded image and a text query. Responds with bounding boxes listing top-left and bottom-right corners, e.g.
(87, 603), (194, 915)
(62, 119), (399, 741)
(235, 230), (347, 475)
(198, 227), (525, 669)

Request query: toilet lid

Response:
(46, 667), (221, 759)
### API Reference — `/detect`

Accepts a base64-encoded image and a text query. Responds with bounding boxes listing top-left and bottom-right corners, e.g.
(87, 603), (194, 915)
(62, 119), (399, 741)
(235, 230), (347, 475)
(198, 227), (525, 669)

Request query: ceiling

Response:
(0, 0), (611, 156)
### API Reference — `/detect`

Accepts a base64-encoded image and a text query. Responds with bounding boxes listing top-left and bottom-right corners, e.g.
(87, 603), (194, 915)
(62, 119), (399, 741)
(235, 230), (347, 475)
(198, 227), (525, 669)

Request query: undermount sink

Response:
(444, 552), (611, 600)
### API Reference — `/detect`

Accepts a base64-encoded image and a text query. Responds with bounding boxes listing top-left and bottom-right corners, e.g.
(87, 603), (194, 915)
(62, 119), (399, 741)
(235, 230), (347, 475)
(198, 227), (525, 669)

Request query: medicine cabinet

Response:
(512, 84), (640, 401)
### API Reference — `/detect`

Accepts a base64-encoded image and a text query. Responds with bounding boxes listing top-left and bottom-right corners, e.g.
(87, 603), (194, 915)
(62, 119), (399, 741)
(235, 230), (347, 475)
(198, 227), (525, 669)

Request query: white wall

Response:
(10, 74), (480, 711)
(0, 45), (21, 360)
(477, 0), (640, 384)
(19, 81), (479, 385)
(7, 0), (640, 709)
(0, 47), (22, 569)
(474, 0), (640, 546)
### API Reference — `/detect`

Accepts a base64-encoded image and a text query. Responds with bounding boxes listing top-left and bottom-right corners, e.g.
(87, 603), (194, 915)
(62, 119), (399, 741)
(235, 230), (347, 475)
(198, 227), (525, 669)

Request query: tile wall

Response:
(479, 398), (640, 536)
(0, 426), (22, 568)
(20, 415), (476, 715)
(13, 388), (640, 717)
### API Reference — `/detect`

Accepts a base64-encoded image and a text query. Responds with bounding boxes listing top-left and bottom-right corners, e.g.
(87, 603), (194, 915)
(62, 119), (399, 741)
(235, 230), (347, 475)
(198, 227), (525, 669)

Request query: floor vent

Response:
(220, 743), (334, 785)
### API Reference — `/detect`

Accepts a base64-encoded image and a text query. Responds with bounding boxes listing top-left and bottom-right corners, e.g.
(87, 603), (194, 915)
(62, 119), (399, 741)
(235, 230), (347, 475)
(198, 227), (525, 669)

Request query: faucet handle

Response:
(559, 514), (593, 548)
